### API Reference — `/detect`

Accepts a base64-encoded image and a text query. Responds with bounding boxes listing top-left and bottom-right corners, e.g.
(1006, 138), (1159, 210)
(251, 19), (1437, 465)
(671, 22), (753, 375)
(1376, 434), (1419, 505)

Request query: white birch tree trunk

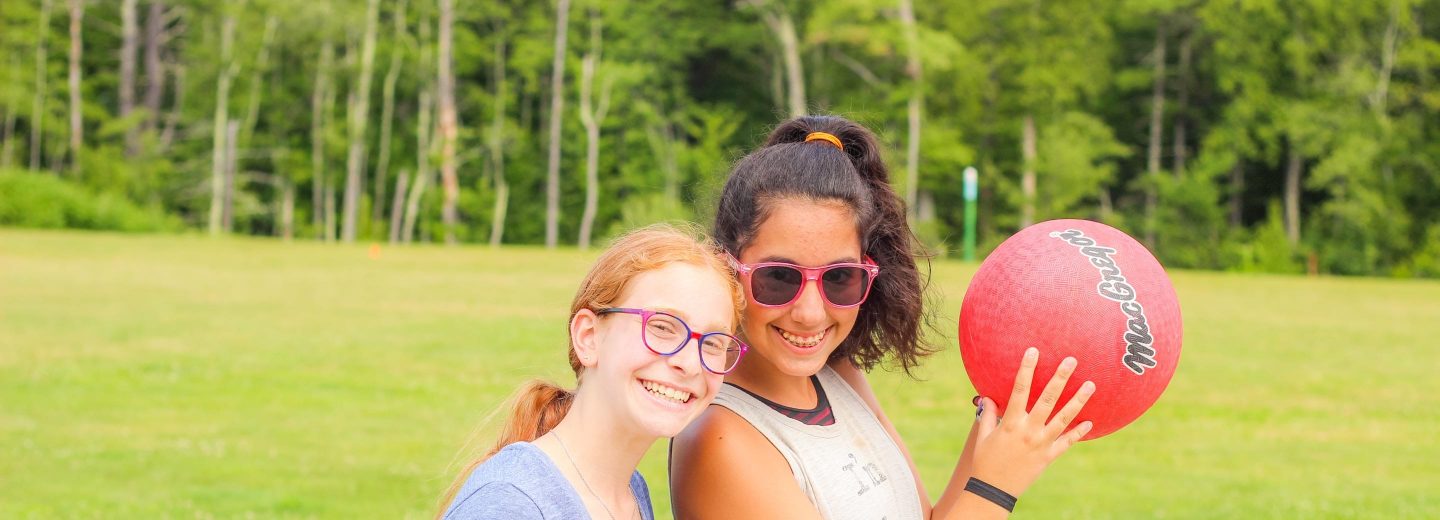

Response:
(388, 168), (409, 243)
(222, 120), (239, 231)
(280, 176), (295, 241)
(402, 16), (434, 244)
(544, 0), (572, 248)
(402, 88), (432, 244)
(577, 10), (611, 250)
(488, 29), (509, 248)
(208, 14), (236, 235)
(240, 16), (278, 149)
(120, 0), (139, 157)
(437, 0), (461, 244)
(746, 0), (806, 118)
(372, 0), (408, 227)
(342, 0), (381, 242)
(66, 0), (83, 175)
(899, 0), (922, 222)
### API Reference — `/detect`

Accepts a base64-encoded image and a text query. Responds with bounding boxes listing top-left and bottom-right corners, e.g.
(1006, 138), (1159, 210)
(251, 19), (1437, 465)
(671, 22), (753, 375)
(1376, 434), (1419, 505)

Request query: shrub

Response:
(0, 169), (179, 232)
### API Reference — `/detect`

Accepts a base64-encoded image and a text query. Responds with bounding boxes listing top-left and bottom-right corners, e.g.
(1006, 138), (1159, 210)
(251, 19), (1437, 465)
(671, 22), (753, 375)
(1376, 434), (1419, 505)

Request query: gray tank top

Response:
(711, 366), (924, 520)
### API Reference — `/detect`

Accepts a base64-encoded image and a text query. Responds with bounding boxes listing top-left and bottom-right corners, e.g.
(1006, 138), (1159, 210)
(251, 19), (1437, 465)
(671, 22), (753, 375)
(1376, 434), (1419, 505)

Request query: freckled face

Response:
(737, 199), (862, 378)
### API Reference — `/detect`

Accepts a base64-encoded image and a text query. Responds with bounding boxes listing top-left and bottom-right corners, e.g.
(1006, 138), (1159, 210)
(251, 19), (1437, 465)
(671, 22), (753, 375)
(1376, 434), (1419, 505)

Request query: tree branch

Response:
(829, 48), (886, 88)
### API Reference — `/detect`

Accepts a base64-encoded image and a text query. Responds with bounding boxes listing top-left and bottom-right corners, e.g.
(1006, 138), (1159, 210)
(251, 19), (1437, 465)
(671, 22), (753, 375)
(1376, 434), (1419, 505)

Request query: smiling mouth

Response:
(776, 326), (827, 348)
(641, 379), (694, 404)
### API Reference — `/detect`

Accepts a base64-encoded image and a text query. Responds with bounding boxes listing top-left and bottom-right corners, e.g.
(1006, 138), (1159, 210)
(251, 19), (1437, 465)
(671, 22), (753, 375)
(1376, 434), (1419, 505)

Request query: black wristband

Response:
(964, 477), (1017, 512)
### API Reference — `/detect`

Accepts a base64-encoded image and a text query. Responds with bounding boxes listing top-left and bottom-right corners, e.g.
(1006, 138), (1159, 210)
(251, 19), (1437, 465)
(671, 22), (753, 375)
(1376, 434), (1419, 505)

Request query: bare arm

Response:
(831, 349), (1095, 520)
(670, 405), (825, 520)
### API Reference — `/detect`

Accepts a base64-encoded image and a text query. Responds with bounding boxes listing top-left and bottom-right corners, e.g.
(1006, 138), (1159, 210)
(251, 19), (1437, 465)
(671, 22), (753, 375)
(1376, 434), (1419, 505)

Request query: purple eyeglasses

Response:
(596, 308), (749, 374)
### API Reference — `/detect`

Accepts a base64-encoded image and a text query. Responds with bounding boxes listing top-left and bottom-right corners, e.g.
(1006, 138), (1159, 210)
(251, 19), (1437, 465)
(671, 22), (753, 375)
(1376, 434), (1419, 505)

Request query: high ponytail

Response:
(714, 115), (937, 374)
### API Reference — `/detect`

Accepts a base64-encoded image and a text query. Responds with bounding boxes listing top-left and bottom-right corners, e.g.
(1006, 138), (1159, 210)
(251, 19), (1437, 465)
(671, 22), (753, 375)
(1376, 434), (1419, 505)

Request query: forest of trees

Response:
(1, 0), (1437, 277)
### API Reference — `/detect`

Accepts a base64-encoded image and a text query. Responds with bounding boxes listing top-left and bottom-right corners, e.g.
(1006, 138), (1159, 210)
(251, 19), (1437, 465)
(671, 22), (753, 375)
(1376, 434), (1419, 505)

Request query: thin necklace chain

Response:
(552, 430), (639, 520)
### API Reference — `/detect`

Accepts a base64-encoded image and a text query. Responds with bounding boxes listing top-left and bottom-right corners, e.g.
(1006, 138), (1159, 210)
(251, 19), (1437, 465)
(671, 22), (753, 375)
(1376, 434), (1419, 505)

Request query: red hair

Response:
(437, 224), (742, 515)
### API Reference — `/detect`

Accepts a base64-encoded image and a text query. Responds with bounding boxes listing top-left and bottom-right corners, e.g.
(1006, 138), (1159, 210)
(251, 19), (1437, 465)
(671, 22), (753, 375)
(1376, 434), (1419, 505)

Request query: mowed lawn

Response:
(3, 228), (1438, 519)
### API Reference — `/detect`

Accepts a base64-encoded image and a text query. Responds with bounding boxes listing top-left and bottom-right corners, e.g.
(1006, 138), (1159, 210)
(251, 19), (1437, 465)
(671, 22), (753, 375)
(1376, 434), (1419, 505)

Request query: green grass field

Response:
(3, 228), (1438, 518)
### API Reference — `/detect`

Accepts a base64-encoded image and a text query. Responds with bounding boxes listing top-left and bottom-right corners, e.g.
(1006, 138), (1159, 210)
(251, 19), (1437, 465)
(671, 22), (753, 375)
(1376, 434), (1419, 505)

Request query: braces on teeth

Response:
(780, 329), (823, 346)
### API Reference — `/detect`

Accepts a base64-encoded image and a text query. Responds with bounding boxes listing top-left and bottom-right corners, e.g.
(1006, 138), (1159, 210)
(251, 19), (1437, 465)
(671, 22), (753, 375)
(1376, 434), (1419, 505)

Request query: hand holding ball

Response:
(959, 220), (1182, 440)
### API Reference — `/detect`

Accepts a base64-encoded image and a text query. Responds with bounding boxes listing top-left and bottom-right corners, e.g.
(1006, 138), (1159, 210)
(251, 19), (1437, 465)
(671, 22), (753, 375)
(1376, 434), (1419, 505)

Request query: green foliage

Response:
(1035, 112), (1130, 221)
(0, 169), (177, 232)
(1397, 224), (1440, 278)
(1228, 202), (1302, 274)
(0, 0), (1435, 277)
(604, 193), (695, 240)
(1153, 172), (1227, 269)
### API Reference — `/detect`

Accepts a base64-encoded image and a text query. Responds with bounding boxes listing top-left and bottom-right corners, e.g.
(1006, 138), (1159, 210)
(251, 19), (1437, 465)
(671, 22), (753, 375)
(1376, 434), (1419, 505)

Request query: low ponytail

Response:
(436, 224), (744, 517)
(436, 381), (574, 516)
(491, 380), (574, 455)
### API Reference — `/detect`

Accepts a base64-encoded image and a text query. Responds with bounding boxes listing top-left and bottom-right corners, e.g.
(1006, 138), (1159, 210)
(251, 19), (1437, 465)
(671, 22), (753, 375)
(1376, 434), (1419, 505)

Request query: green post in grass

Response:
(963, 166), (978, 261)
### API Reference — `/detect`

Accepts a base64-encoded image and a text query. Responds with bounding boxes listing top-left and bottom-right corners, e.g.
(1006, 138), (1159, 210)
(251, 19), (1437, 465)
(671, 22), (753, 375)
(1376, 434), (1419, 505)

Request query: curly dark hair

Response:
(712, 115), (938, 374)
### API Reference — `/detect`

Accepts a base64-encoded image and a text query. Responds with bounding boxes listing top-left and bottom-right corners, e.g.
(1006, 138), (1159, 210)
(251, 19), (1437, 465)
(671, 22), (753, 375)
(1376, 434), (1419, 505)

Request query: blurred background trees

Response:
(1, 0), (1437, 277)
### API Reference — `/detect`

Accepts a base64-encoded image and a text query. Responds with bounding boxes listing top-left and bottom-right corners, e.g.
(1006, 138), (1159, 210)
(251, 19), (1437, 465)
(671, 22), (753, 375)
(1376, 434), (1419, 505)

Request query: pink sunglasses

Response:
(726, 253), (881, 308)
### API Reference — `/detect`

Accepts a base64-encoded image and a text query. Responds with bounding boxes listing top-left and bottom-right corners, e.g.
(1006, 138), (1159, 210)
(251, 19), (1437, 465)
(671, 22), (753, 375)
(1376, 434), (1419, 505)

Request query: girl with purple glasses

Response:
(671, 116), (1096, 519)
(438, 225), (748, 520)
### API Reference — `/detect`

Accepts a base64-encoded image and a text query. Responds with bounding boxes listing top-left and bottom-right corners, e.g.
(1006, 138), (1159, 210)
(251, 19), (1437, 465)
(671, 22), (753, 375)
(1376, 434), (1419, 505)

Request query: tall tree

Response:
(311, 40), (334, 240)
(30, 0), (54, 171)
(371, 0), (409, 228)
(898, 0), (923, 222)
(1172, 24), (1193, 177)
(208, 13), (238, 235)
(1282, 138), (1302, 245)
(1, 58), (17, 168)
(66, 0), (83, 174)
(142, 1), (167, 142)
(1020, 114), (1036, 227)
(119, 0), (140, 157)
(576, 8), (613, 250)
(488, 24), (509, 248)
(222, 120), (239, 230)
(436, 0), (460, 244)
(239, 16), (278, 149)
(1144, 19), (1167, 247)
(341, 0), (381, 242)
(543, 0), (572, 248)
(744, 0), (805, 117)
(401, 9), (433, 244)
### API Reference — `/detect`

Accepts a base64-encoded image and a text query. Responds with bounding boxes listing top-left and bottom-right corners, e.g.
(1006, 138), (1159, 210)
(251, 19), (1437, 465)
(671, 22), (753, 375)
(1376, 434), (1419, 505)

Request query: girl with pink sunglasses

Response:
(438, 225), (748, 519)
(671, 116), (1095, 519)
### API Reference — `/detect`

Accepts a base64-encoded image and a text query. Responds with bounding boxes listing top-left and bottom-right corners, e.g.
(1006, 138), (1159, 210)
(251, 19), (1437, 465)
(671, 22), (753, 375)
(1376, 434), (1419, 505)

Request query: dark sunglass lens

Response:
(752, 265), (803, 305)
(821, 266), (869, 306)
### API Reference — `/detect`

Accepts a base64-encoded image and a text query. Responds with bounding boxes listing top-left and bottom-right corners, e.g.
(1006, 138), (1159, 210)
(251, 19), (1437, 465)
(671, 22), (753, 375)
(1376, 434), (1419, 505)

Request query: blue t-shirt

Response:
(442, 441), (655, 520)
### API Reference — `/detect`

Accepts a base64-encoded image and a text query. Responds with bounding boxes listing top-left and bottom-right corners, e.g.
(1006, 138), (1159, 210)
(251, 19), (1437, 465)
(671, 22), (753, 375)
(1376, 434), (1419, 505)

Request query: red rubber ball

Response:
(959, 219), (1182, 440)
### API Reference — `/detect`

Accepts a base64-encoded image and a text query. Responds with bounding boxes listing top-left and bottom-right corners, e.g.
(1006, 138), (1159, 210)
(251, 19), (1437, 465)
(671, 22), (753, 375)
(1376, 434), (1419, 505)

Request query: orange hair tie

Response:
(804, 132), (844, 152)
